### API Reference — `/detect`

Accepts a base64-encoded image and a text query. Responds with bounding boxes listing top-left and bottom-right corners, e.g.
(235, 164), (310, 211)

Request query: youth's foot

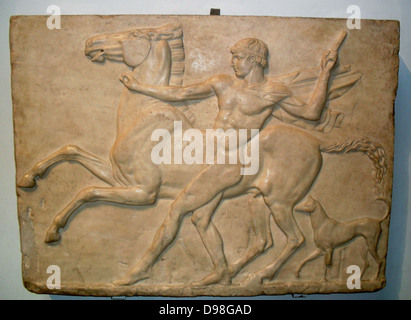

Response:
(240, 272), (264, 287)
(192, 269), (231, 286)
(113, 268), (151, 286)
(228, 239), (272, 277)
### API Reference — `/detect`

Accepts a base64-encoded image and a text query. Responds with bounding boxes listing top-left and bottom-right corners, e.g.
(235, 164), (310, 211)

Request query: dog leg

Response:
(323, 249), (334, 281)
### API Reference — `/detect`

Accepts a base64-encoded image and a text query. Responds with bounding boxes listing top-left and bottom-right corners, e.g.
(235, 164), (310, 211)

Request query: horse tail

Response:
(321, 137), (391, 269)
(320, 137), (388, 197)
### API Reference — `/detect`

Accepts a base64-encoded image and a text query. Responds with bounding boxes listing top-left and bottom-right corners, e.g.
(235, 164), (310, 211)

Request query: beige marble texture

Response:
(10, 15), (398, 296)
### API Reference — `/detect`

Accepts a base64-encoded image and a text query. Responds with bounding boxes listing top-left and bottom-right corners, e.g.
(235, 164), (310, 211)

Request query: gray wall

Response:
(0, 0), (409, 300)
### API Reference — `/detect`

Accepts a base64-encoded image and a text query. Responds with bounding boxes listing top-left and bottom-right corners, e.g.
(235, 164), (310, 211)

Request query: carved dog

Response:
(294, 195), (389, 280)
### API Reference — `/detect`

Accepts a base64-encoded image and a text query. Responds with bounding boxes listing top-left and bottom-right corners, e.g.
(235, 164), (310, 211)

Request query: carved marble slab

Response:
(10, 15), (398, 297)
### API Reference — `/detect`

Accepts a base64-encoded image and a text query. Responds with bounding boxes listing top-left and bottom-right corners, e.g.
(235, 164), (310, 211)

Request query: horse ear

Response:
(148, 31), (175, 41)
(157, 32), (175, 40)
(122, 39), (151, 67)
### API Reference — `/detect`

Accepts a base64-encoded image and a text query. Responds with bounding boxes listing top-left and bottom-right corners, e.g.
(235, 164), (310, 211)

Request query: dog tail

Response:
(320, 137), (387, 197)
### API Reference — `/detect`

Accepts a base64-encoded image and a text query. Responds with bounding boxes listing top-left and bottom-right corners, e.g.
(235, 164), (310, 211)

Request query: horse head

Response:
(84, 28), (150, 67)
(84, 23), (184, 85)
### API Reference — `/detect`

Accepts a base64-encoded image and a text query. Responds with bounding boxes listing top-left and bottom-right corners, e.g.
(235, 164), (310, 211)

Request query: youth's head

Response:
(230, 38), (269, 69)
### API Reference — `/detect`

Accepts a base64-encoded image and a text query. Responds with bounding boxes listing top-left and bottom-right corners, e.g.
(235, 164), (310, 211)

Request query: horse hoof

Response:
(45, 230), (61, 243)
(17, 174), (36, 188)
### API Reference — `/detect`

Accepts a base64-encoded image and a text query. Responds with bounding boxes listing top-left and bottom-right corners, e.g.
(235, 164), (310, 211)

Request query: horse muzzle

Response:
(85, 47), (105, 62)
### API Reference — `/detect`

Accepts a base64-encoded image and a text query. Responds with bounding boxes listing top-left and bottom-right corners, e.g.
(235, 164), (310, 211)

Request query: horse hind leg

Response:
(247, 193), (273, 251)
(44, 184), (158, 243)
(228, 192), (273, 278)
(18, 145), (114, 188)
(295, 248), (323, 278)
(243, 201), (305, 285)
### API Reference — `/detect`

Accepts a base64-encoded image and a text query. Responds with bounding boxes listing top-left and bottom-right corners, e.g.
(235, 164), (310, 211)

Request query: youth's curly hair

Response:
(230, 38), (269, 68)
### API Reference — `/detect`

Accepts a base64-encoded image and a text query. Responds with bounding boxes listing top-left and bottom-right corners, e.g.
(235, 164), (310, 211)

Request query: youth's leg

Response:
(191, 193), (231, 285)
(114, 163), (242, 286)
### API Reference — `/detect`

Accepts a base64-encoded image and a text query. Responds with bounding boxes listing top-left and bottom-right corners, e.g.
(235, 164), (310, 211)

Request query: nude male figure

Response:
(114, 38), (337, 286)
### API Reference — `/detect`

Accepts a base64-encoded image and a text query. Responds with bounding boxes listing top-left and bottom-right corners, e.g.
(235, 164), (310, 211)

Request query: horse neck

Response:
(130, 39), (171, 86)
(116, 39), (172, 133)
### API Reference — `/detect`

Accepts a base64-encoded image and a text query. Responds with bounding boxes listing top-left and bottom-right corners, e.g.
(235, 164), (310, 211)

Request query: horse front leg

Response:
(44, 185), (158, 243)
(18, 145), (114, 188)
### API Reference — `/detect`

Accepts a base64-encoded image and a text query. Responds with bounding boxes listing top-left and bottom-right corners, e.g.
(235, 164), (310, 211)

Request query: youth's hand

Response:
(321, 50), (338, 73)
(119, 73), (139, 90)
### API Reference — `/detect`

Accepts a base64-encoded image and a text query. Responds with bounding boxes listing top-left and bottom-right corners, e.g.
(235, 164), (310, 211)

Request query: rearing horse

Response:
(17, 23), (387, 285)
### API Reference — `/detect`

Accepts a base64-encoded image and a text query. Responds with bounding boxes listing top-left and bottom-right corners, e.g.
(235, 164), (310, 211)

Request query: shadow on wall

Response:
(386, 56), (411, 299)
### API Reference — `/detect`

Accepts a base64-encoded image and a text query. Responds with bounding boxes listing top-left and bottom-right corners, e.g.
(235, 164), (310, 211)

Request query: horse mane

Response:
(163, 24), (185, 86)
(141, 23), (185, 86)
(149, 23), (195, 124)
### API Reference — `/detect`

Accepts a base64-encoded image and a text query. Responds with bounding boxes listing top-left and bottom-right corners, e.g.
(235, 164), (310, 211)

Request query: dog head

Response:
(294, 195), (317, 214)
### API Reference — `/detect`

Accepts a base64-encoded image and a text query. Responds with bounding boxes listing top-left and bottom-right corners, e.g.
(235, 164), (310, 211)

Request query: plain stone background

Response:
(0, 0), (410, 300)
